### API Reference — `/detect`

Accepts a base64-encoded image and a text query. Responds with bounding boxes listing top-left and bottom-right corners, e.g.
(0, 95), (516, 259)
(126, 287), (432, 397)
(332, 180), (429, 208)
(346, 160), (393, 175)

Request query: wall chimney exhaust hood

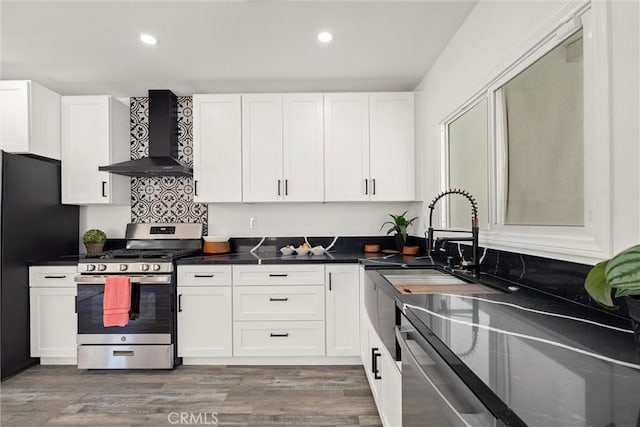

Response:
(99, 90), (192, 177)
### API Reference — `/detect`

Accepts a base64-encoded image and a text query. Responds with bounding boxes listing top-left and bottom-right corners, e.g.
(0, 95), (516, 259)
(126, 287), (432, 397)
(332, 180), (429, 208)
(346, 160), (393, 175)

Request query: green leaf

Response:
(585, 261), (614, 307)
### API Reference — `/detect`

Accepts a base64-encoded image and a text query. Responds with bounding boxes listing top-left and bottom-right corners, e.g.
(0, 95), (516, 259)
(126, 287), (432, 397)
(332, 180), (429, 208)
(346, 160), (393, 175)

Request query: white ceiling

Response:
(0, 1), (476, 97)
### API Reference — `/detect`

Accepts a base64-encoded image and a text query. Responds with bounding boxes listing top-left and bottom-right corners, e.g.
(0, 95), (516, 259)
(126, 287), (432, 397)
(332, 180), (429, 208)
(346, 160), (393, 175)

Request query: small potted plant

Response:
(83, 229), (107, 255)
(380, 211), (419, 251)
(584, 244), (640, 353)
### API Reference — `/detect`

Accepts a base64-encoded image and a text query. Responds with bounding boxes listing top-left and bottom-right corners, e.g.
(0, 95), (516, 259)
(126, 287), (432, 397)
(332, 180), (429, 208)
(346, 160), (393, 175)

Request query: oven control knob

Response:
(86, 264), (96, 272)
(98, 264), (107, 271)
(152, 264), (161, 272)
(119, 264), (128, 272)
(141, 264), (150, 272)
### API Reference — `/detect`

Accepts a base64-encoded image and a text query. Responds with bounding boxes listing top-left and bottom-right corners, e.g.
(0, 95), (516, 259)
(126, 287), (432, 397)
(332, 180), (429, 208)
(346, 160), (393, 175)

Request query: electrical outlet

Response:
(249, 217), (256, 229)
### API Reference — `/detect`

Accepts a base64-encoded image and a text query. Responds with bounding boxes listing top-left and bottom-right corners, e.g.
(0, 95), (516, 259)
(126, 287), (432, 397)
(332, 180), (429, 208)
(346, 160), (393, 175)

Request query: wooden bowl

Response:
(402, 245), (420, 255)
(203, 241), (230, 254)
(364, 244), (381, 253)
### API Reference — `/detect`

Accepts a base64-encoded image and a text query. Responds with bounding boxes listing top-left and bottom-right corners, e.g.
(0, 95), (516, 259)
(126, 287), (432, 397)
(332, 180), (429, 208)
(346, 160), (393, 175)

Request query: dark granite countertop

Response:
(28, 255), (86, 266)
(381, 270), (640, 427)
(176, 251), (438, 266)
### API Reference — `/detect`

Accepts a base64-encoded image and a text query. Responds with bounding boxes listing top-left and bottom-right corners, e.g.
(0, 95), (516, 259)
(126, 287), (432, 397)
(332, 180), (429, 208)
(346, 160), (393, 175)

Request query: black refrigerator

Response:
(0, 151), (79, 379)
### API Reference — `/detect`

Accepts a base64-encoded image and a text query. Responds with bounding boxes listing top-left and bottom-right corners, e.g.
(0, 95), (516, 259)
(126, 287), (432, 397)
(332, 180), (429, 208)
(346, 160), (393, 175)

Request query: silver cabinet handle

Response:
(113, 350), (134, 357)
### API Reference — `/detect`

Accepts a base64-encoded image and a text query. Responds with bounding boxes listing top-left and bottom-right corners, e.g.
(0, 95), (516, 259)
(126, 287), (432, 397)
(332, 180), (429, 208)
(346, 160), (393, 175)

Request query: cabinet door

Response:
(382, 350), (402, 427)
(29, 287), (77, 358)
(283, 93), (324, 201)
(177, 286), (232, 357)
(61, 96), (113, 204)
(0, 80), (30, 153)
(369, 92), (415, 201)
(324, 93), (370, 201)
(326, 264), (360, 356)
(242, 94), (283, 202)
(193, 94), (242, 202)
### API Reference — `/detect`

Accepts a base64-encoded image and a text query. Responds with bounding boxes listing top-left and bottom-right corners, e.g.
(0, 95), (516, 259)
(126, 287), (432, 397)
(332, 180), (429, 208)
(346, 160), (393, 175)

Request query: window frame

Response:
(439, 2), (611, 264)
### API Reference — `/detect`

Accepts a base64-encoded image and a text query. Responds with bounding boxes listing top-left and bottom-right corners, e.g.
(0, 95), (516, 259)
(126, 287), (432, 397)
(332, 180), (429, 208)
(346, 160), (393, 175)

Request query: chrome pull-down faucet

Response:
(426, 189), (480, 278)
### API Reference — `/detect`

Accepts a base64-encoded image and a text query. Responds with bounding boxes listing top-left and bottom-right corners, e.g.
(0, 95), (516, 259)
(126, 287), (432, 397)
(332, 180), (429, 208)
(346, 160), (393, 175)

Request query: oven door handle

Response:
(74, 275), (172, 285)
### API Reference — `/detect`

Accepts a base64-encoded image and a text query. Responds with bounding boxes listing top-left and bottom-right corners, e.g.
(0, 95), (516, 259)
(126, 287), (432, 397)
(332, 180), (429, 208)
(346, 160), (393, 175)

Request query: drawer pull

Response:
(270, 333), (289, 338)
(44, 275), (66, 279)
(113, 350), (134, 357)
(194, 274), (214, 278)
(269, 297), (289, 302)
(269, 274), (288, 277)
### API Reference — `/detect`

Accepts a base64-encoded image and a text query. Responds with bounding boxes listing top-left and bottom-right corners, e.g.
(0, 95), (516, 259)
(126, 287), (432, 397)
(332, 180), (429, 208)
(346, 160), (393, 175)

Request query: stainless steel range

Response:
(75, 223), (202, 369)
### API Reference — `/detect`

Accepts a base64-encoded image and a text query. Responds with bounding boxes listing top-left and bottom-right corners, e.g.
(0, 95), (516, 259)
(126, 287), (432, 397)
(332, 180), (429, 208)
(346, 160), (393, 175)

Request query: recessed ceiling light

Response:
(317, 32), (333, 43)
(140, 34), (157, 45)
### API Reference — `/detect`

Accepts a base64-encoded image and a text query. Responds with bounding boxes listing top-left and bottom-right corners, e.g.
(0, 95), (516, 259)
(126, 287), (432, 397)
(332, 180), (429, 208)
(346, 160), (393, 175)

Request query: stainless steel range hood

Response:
(99, 90), (192, 177)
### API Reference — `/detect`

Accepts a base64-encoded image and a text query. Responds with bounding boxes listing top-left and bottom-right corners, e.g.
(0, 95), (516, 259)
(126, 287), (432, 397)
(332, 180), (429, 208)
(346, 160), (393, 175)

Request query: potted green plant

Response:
(584, 244), (640, 353)
(83, 229), (107, 255)
(380, 211), (418, 251)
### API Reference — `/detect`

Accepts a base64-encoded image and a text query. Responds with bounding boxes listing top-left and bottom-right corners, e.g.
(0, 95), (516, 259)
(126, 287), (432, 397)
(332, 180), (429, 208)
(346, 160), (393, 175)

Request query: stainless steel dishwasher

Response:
(396, 314), (498, 427)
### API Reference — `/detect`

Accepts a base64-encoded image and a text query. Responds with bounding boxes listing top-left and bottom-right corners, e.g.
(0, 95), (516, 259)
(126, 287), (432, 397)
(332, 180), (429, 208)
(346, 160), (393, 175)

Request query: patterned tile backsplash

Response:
(129, 96), (208, 234)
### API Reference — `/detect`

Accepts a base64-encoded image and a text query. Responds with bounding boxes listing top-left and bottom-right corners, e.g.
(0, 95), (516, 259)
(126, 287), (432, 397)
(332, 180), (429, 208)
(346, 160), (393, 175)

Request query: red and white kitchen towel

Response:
(103, 276), (131, 327)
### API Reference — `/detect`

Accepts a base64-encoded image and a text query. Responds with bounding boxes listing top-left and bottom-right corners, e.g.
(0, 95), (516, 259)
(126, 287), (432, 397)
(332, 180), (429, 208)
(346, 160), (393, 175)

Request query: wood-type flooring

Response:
(1, 365), (382, 426)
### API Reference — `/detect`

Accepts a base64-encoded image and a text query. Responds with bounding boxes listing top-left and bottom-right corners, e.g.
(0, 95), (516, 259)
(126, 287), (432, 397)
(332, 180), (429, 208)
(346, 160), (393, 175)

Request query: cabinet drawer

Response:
(233, 321), (325, 357)
(29, 266), (77, 287)
(177, 265), (232, 286)
(233, 285), (324, 321)
(232, 265), (324, 286)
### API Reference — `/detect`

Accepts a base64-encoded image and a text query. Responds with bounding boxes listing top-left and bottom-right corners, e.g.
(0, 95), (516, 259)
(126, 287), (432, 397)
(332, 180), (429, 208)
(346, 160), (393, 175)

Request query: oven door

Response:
(75, 274), (174, 344)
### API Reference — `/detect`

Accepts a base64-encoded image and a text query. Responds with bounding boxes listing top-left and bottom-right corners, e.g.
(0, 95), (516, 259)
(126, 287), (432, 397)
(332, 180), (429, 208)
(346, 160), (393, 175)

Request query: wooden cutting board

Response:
(394, 283), (501, 295)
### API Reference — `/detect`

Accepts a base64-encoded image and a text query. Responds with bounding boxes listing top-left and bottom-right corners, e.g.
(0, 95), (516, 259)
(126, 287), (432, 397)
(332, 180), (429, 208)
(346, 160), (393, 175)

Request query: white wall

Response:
(414, 0), (639, 258)
(207, 202), (421, 237)
(79, 205), (130, 239)
(79, 202), (422, 239)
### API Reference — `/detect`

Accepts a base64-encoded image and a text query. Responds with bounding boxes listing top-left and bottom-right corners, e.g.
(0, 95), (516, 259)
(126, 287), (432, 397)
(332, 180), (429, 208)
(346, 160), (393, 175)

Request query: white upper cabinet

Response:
(61, 95), (130, 205)
(282, 93), (324, 201)
(369, 92), (415, 201)
(0, 80), (61, 160)
(243, 93), (324, 202)
(193, 94), (242, 202)
(324, 93), (370, 201)
(242, 94), (284, 202)
(325, 92), (415, 202)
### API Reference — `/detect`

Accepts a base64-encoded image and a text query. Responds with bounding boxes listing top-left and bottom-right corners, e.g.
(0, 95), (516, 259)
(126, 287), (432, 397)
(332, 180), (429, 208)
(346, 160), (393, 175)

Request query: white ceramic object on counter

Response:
(310, 246), (326, 255)
(280, 247), (295, 255)
(295, 247), (311, 256)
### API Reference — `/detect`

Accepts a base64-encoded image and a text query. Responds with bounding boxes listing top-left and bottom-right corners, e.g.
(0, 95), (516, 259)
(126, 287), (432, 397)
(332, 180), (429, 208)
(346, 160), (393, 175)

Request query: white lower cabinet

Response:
(233, 321), (325, 357)
(176, 263), (361, 362)
(29, 266), (77, 364)
(326, 264), (360, 356)
(177, 266), (232, 360)
(360, 267), (402, 426)
(177, 286), (232, 358)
